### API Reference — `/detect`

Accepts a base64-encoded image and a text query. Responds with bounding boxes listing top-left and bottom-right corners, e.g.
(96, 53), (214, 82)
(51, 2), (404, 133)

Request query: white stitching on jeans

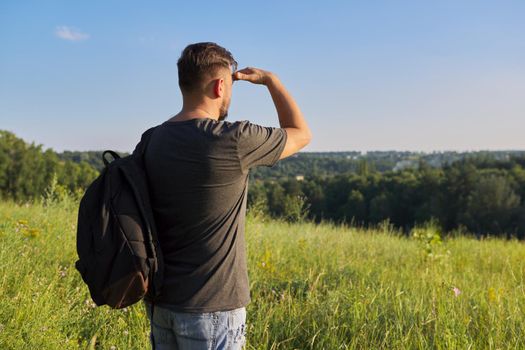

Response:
(211, 313), (219, 349)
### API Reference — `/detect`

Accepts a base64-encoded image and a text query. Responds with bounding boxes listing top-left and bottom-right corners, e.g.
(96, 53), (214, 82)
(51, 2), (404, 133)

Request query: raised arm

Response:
(233, 67), (312, 159)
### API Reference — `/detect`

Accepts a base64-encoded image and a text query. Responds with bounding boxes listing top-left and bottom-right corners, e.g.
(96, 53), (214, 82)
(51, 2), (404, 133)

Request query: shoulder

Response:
(218, 119), (249, 130)
(200, 120), (245, 140)
(203, 119), (256, 140)
(233, 119), (274, 137)
(234, 120), (286, 140)
(133, 124), (162, 156)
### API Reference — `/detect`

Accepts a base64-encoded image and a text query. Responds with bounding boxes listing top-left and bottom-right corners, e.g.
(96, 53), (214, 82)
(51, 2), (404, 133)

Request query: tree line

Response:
(248, 156), (525, 238)
(250, 150), (525, 179)
(0, 130), (98, 202)
(2, 129), (524, 238)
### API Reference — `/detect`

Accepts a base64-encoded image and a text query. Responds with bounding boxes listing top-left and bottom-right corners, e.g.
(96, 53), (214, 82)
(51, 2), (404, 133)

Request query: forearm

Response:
(266, 74), (311, 138)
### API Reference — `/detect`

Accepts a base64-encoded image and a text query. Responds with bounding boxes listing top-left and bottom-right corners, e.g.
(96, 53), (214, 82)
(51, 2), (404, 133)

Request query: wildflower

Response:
(85, 299), (97, 309)
(26, 228), (41, 238)
(58, 265), (67, 278)
(452, 287), (461, 297)
(297, 238), (307, 250)
(17, 219), (29, 226)
(488, 287), (497, 303)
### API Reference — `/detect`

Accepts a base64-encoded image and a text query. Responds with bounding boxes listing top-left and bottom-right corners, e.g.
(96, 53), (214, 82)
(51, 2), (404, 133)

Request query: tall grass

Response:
(1, 195), (524, 349)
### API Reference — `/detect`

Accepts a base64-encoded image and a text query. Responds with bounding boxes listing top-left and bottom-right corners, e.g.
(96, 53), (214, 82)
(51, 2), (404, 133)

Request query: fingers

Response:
(233, 68), (251, 79)
(233, 71), (246, 81)
(238, 67), (254, 74)
(233, 67), (268, 84)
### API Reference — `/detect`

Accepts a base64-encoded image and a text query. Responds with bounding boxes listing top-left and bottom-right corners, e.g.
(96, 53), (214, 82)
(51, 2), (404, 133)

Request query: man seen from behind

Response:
(143, 42), (312, 350)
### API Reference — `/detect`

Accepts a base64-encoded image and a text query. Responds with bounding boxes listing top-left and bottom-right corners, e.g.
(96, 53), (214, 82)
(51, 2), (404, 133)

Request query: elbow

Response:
(303, 129), (313, 146)
(297, 131), (312, 150)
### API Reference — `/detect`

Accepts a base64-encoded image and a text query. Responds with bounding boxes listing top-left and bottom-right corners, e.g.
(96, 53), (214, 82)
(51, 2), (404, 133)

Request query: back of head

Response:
(177, 42), (237, 94)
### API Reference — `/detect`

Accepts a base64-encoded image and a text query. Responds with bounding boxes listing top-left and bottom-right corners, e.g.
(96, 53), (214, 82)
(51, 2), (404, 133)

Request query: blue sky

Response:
(1, 1), (524, 153)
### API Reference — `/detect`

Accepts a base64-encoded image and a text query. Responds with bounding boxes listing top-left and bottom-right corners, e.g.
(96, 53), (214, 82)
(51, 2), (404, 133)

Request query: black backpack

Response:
(75, 126), (164, 308)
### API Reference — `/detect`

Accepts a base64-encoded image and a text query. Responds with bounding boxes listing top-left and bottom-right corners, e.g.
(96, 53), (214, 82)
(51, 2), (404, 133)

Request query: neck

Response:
(177, 97), (220, 121)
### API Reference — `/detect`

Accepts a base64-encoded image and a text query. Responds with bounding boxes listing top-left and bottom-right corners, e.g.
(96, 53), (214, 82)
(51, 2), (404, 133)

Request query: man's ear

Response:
(213, 78), (224, 98)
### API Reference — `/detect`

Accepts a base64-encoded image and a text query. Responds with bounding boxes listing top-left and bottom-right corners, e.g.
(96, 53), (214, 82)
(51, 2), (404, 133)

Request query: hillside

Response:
(1, 197), (524, 349)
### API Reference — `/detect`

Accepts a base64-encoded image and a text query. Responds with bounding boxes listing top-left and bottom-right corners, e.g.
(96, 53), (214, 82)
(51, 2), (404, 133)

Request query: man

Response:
(143, 42), (312, 350)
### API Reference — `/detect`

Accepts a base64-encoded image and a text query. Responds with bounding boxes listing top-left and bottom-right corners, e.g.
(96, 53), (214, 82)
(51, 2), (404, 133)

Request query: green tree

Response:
(464, 174), (521, 236)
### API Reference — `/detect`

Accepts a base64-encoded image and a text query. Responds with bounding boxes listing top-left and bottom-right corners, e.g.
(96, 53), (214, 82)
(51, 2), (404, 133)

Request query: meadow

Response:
(1, 195), (524, 349)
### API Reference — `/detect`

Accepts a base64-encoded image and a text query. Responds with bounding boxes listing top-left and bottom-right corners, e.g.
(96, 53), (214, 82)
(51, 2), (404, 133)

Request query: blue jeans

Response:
(144, 301), (247, 350)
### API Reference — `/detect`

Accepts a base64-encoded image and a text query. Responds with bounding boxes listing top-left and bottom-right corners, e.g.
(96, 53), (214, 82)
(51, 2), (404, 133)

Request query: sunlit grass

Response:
(1, 198), (524, 349)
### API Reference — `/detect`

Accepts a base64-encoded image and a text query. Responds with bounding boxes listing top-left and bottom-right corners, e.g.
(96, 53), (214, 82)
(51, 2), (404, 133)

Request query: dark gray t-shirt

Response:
(144, 117), (287, 312)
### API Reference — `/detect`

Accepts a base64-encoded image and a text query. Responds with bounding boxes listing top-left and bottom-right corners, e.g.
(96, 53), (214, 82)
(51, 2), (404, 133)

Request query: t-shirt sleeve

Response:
(236, 120), (287, 172)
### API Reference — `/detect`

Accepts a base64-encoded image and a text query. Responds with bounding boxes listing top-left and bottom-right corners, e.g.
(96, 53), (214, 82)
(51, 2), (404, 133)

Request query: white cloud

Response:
(55, 26), (90, 42)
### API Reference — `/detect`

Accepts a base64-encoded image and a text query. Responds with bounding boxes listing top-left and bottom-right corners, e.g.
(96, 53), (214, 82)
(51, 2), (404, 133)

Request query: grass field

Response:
(1, 196), (525, 349)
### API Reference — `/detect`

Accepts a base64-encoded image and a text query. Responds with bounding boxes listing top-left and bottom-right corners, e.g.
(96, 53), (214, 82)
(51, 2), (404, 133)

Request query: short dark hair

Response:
(177, 42), (237, 93)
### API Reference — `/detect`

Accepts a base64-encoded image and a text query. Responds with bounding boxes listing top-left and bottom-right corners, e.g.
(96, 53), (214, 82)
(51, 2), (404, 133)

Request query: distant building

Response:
(346, 155), (360, 160)
(393, 160), (417, 172)
(295, 175), (304, 181)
